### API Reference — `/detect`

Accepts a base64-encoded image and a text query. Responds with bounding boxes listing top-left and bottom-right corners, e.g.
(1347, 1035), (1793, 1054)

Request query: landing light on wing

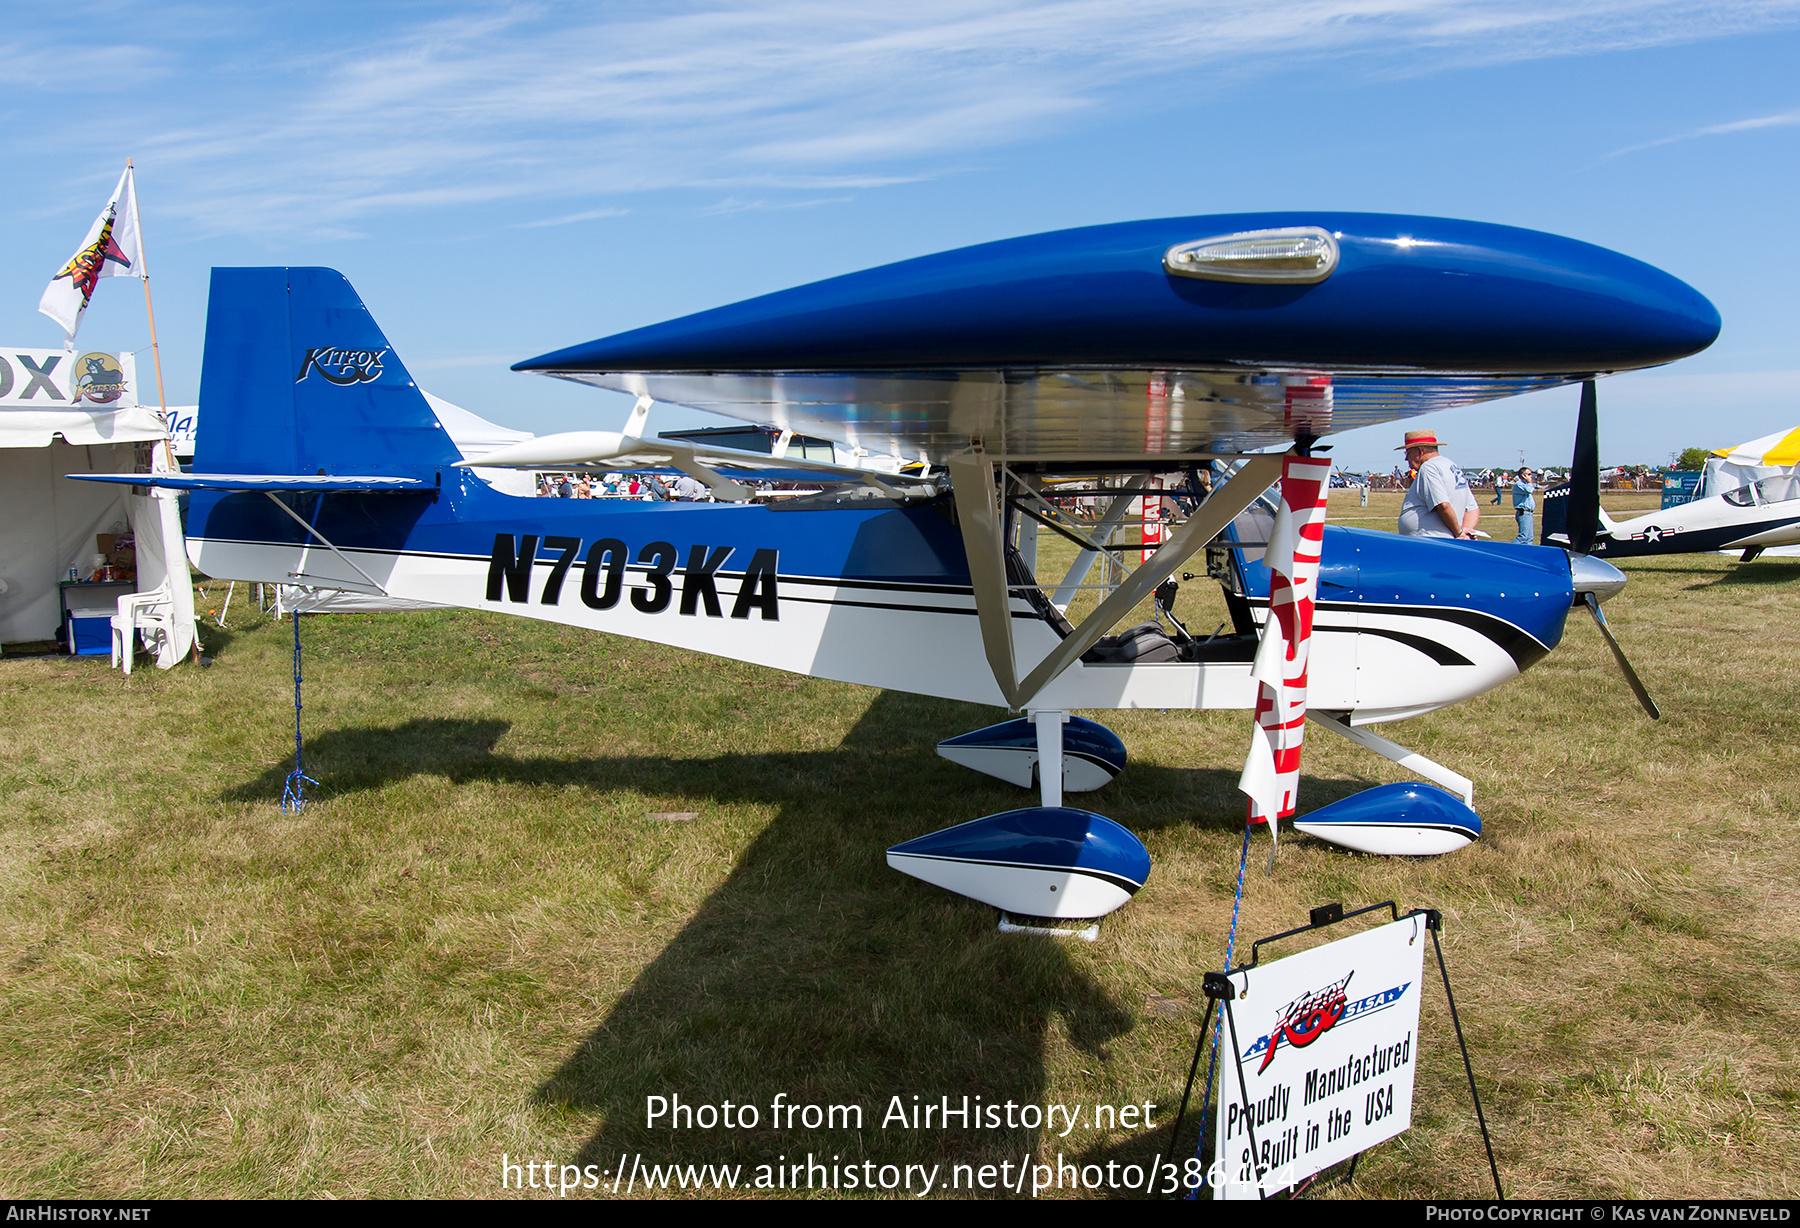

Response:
(1163, 226), (1340, 284)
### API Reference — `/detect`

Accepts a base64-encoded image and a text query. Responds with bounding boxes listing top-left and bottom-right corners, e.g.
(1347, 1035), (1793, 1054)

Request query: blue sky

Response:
(4, 0), (1798, 473)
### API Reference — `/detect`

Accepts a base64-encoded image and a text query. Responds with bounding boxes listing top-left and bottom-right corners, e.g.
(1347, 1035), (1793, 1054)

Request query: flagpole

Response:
(127, 158), (176, 468)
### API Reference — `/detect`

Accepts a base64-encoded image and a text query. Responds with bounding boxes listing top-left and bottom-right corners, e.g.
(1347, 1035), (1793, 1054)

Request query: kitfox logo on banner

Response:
(1215, 916), (1426, 1199)
(0, 348), (136, 408)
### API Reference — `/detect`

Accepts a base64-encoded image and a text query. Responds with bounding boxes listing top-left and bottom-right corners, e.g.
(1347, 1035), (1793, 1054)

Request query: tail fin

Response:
(195, 268), (461, 479)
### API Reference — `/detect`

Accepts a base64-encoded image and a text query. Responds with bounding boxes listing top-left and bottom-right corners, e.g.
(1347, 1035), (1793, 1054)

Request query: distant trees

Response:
(1674, 447), (1712, 471)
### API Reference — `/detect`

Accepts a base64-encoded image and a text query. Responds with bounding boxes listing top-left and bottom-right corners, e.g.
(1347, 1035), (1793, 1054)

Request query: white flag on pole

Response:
(39, 165), (145, 342)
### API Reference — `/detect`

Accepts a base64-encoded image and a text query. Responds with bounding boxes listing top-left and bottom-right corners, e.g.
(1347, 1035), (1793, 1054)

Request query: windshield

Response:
(1753, 473), (1800, 505)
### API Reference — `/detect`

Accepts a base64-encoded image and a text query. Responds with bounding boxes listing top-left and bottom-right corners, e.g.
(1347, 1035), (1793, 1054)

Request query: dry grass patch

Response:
(2, 541), (1797, 1198)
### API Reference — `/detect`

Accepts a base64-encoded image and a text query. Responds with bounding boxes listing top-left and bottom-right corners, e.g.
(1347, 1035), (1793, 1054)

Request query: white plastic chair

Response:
(112, 581), (174, 675)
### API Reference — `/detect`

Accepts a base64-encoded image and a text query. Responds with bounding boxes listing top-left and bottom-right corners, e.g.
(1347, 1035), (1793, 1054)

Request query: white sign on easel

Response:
(1213, 915), (1426, 1199)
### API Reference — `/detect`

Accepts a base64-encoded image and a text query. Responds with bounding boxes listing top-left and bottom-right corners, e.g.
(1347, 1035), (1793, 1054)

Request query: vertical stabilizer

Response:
(195, 267), (461, 478)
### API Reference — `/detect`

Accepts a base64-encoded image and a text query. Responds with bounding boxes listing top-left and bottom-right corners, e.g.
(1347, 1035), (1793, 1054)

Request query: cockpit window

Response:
(1753, 474), (1800, 505)
(1721, 483), (1757, 508)
(1229, 502), (1275, 548)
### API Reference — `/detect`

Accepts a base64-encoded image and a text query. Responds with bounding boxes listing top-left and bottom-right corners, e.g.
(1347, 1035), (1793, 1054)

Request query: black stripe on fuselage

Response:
(193, 535), (1542, 661)
(1252, 597), (1550, 672)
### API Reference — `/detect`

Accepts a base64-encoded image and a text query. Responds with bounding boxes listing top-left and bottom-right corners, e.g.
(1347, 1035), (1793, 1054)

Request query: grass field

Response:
(1, 489), (1796, 1199)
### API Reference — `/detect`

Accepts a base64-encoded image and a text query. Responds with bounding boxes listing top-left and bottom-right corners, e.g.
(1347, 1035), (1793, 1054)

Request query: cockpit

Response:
(1719, 473), (1800, 508)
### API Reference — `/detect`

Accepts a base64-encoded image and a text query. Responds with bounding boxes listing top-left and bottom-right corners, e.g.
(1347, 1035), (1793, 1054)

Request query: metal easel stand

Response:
(1163, 901), (1504, 1201)
(1425, 908), (1504, 1200)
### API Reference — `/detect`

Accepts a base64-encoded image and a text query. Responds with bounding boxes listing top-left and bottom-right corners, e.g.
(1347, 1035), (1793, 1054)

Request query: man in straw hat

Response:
(1397, 429), (1480, 538)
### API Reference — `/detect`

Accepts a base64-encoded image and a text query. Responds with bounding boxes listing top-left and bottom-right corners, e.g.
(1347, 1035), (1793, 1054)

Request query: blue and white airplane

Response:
(78, 214), (1717, 914)
(1544, 473), (1800, 562)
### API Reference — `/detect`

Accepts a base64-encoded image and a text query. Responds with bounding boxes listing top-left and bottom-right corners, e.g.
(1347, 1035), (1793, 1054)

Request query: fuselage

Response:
(186, 475), (1576, 723)
(1593, 473), (1800, 557)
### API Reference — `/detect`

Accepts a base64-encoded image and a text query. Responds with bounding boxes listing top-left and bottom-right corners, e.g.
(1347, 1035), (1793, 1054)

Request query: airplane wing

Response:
(515, 213), (1718, 465)
(67, 473), (431, 492)
(455, 430), (937, 502)
(509, 210), (1713, 847)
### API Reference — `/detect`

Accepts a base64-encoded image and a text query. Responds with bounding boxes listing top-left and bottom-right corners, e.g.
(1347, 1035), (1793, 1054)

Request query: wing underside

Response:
(558, 367), (1580, 466)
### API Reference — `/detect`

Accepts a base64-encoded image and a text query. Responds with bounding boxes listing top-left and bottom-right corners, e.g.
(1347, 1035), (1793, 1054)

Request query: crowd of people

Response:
(537, 441), (1645, 550)
(534, 472), (714, 501)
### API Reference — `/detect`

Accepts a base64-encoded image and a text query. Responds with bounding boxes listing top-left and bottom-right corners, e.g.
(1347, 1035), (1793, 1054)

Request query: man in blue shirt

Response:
(1511, 468), (1536, 544)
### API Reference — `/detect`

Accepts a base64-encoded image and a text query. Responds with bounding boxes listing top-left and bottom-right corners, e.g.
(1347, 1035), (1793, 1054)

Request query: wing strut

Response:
(262, 492), (390, 596)
(948, 451), (1285, 711)
(948, 450), (1023, 708)
(1040, 476), (1148, 607)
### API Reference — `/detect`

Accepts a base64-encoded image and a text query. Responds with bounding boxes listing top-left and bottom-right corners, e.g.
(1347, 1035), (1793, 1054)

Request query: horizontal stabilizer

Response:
(67, 473), (431, 493)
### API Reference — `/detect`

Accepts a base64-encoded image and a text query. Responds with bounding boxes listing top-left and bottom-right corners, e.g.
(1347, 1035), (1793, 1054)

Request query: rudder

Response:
(194, 267), (461, 479)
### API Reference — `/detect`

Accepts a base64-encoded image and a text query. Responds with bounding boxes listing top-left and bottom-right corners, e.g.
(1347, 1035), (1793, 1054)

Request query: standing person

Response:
(1511, 467), (1537, 544)
(1396, 430), (1479, 539)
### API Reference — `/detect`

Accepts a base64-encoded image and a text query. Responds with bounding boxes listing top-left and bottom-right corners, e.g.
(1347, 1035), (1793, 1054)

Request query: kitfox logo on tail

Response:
(295, 346), (388, 385)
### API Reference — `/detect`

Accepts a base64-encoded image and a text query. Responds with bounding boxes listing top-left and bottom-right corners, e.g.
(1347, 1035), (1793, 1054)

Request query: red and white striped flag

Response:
(1239, 453), (1332, 825)
(39, 166), (145, 342)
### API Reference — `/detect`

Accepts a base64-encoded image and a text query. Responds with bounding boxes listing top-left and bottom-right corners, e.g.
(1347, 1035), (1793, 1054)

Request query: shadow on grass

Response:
(222, 704), (1288, 835)
(531, 692), (1136, 1193)
(223, 693), (1316, 1191)
(1679, 562), (1800, 590)
(192, 622), (245, 657)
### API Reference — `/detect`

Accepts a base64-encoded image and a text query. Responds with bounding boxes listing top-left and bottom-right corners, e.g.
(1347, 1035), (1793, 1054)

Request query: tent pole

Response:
(127, 158), (175, 471)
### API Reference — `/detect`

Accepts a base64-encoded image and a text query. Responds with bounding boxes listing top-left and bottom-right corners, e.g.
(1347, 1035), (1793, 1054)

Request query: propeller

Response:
(1567, 380), (1600, 555)
(1566, 379), (1661, 719)
(1579, 591), (1660, 719)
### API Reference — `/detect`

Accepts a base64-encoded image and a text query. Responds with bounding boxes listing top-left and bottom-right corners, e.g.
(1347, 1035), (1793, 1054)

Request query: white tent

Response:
(1698, 424), (1800, 498)
(1697, 425), (1800, 558)
(423, 391), (537, 498)
(0, 349), (197, 664)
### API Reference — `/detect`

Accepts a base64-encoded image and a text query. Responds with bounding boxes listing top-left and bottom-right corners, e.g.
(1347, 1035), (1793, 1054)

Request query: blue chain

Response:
(280, 610), (317, 813)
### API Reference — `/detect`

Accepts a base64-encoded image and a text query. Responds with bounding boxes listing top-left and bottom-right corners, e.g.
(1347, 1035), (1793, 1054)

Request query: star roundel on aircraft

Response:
(75, 211), (1718, 915)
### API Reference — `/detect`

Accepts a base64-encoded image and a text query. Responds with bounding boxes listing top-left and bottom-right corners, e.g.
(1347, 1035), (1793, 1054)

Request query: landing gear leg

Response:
(1031, 710), (1068, 808)
(1308, 711), (1474, 806)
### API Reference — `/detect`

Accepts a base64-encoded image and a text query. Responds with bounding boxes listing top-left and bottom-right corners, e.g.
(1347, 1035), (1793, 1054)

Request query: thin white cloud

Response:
(1604, 107), (1800, 159)
(408, 353), (525, 370)
(509, 207), (632, 228)
(10, 1), (1800, 237)
(695, 194), (853, 216)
